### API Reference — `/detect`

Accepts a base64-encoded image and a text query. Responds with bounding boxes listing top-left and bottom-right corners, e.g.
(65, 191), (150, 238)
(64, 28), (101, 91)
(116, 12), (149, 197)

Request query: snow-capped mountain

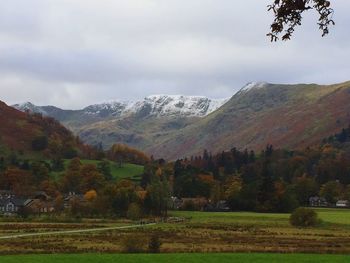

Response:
(141, 95), (228, 117)
(84, 95), (228, 118)
(238, 82), (268, 93)
(14, 95), (229, 119)
(12, 102), (48, 115)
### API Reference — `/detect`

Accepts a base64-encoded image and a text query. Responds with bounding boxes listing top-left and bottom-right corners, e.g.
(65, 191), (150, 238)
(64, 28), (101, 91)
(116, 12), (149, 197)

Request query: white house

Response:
(336, 200), (349, 208)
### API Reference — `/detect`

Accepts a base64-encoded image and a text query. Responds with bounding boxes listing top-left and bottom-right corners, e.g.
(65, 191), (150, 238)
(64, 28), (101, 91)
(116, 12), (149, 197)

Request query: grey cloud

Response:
(0, 0), (349, 109)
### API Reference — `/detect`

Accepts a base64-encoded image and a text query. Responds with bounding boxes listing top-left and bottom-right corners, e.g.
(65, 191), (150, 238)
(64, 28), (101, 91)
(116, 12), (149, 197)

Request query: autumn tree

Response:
(319, 180), (342, 203)
(108, 144), (150, 166)
(0, 167), (34, 195)
(60, 157), (82, 193)
(106, 180), (139, 216)
(31, 161), (50, 184)
(268, 0), (335, 41)
(84, 189), (98, 202)
(294, 176), (319, 205)
(224, 176), (243, 210)
(80, 164), (105, 193)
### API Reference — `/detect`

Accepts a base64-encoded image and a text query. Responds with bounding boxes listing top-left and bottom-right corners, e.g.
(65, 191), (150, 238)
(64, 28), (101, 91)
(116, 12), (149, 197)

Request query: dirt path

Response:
(0, 223), (156, 240)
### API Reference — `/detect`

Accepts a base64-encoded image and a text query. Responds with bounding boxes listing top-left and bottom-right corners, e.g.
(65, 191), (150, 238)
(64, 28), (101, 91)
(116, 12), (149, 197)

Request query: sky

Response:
(0, 0), (350, 109)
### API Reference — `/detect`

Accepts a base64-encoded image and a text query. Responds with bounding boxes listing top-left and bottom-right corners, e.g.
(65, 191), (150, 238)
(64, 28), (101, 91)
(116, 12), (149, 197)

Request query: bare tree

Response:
(268, 0), (335, 41)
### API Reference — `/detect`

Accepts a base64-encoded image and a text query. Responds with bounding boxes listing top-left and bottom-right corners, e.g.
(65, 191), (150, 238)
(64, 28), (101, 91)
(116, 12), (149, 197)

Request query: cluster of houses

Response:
(170, 196), (350, 211)
(1, 191), (349, 216)
(309, 196), (349, 208)
(0, 190), (85, 216)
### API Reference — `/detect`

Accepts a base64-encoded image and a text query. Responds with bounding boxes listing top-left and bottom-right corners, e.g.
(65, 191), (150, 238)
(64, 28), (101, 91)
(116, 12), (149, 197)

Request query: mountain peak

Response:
(12, 102), (48, 115)
(239, 82), (269, 93)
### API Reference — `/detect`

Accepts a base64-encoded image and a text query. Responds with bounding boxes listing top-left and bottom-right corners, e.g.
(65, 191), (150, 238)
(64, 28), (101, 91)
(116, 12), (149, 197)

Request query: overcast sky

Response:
(0, 0), (349, 109)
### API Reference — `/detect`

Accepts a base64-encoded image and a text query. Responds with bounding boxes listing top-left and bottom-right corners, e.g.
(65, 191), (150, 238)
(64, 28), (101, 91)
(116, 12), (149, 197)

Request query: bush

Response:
(289, 207), (319, 227)
(122, 236), (145, 253)
(148, 234), (162, 253)
(127, 203), (142, 221)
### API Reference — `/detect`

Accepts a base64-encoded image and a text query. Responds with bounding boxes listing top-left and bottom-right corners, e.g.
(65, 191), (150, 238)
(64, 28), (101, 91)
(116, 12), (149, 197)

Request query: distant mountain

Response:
(0, 100), (90, 158)
(12, 95), (229, 151)
(84, 95), (228, 118)
(12, 81), (350, 160)
(12, 102), (48, 115)
(13, 95), (228, 119)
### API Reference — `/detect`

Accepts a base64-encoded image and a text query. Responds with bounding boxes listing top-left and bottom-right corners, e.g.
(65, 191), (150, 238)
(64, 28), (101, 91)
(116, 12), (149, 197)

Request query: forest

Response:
(1, 123), (349, 219)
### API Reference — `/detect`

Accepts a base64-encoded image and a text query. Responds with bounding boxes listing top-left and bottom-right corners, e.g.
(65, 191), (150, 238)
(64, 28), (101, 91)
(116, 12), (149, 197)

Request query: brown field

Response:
(0, 208), (349, 254)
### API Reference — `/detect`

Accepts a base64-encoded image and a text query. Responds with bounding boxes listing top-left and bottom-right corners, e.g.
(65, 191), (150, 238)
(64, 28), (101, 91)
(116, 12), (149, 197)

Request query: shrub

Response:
(148, 234), (162, 253)
(290, 207), (319, 227)
(122, 236), (145, 253)
(127, 203), (142, 221)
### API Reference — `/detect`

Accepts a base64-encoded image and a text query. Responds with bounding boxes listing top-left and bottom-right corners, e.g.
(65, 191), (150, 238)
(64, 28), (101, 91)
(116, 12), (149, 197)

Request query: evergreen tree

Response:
(97, 160), (113, 181)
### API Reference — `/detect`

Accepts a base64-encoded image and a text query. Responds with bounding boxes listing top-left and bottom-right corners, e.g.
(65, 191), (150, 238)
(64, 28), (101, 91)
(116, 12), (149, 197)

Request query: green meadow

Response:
(50, 159), (144, 181)
(170, 208), (350, 227)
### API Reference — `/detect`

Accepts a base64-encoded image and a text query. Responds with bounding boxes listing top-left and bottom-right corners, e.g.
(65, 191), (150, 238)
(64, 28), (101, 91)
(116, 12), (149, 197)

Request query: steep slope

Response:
(146, 81), (350, 159)
(0, 100), (89, 158)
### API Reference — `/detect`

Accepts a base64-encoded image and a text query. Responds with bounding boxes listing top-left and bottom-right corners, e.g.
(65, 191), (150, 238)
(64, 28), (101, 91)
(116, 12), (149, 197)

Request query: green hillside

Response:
(147, 81), (350, 159)
(50, 159), (144, 182)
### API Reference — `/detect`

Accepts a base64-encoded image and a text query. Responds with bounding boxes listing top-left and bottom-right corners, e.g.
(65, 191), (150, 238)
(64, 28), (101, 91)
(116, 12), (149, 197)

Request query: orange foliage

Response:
(108, 144), (150, 165)
(84, 190), (97, 201)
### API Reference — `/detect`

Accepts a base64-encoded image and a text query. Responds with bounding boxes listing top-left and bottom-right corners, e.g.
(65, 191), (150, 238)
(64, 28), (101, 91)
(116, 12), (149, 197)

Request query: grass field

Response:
(0, 208), (349, 254)
(170, 208), (350, 227)
(50, 159), (144, 181)
(1, 253), (350, 263)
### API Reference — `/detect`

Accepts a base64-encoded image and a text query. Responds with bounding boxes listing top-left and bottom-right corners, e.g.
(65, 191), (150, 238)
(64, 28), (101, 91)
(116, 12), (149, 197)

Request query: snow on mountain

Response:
(137, 95), (228, 117)
(12, 102), (48, 115)
(238, 82), (268, 93)
(13, 95), (229, 119)
(82, 95), (228, 118)
(83, 101), (135, 117)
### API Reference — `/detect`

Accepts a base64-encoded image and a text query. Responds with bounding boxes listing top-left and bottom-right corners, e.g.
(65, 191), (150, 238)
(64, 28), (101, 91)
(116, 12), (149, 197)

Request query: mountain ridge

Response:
(13, 94), (229, 119)
(11, 81), (350, 159)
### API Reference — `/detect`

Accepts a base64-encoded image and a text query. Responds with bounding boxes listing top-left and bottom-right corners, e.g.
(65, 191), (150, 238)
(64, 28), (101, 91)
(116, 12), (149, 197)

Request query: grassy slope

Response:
(50, 159), (144, 181)
(0, 253), (349, 263)
(147, 81), (350, 159)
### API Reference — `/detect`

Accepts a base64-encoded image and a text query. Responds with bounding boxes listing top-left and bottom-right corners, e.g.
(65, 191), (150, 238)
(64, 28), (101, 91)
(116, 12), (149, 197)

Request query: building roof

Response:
(0, 197), (28, 207)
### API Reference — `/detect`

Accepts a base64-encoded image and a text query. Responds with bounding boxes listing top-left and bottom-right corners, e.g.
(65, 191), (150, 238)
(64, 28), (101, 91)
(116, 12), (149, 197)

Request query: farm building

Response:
(336, 200), (349, 207)
(25, 199), (55, 214)
(0, 197), (28, 215)
(309, 196), (328, 207)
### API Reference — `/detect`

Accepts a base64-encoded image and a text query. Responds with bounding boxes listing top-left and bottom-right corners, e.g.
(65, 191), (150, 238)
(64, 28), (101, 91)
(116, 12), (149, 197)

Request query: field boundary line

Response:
(0, 223), (156, 240)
